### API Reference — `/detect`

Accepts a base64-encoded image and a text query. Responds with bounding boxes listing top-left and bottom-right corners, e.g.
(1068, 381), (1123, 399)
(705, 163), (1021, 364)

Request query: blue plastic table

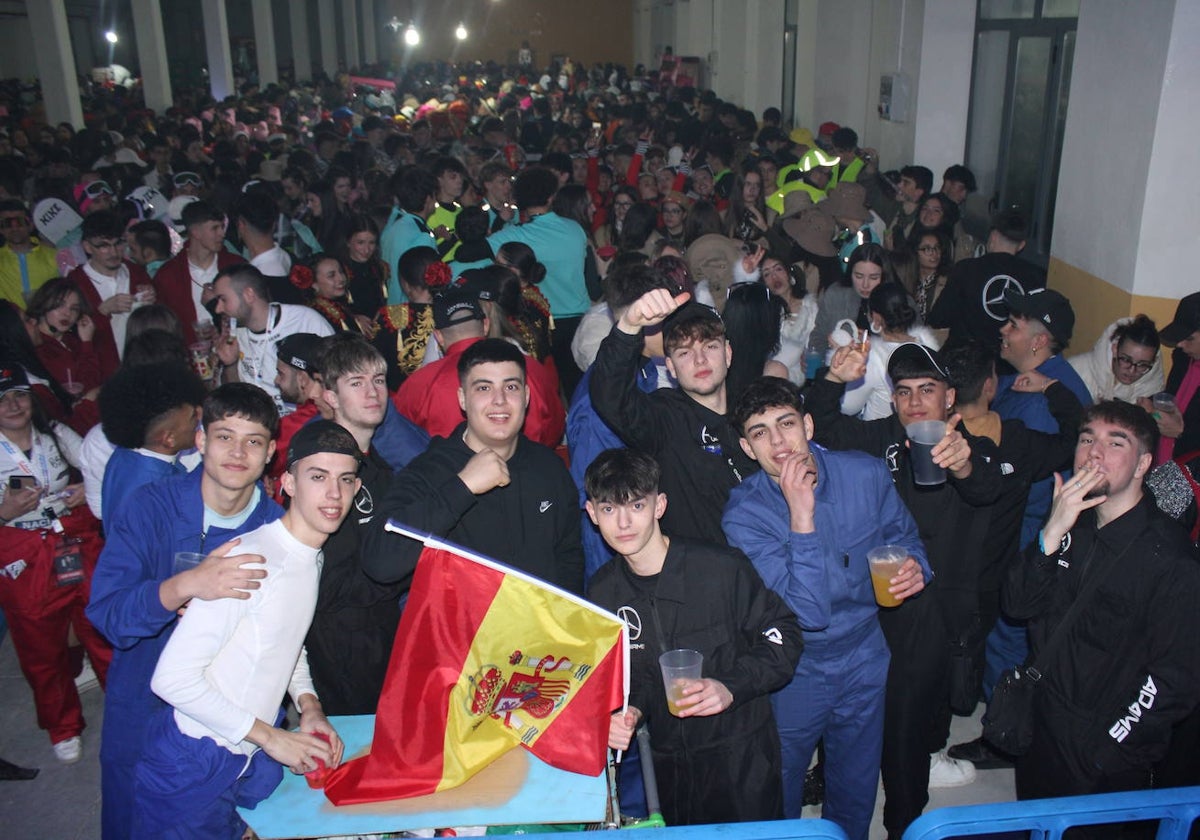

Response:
(238, 714), (608, 839)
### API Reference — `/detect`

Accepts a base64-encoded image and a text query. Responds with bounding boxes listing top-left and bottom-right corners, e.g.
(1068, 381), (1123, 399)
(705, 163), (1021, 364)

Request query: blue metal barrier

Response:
(904, 786), (1200, 840)
(531, 817), (850, 838)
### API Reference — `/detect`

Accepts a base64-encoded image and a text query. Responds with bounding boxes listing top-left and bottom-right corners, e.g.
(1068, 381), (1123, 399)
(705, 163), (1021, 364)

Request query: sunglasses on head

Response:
(174, 172), (202, 187)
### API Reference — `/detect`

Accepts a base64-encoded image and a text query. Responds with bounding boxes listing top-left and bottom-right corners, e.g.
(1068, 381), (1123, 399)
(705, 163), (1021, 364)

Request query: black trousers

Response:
(879, 591), (950, 839)
(651, 721), (784, 826)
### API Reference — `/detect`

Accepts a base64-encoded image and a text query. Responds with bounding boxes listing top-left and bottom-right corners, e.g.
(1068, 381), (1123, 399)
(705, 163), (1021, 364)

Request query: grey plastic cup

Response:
(906, 419), (947, 486)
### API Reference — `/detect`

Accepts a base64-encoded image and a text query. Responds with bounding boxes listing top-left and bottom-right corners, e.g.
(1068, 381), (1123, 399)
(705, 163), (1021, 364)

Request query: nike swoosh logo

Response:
(539, 501), (552, 513)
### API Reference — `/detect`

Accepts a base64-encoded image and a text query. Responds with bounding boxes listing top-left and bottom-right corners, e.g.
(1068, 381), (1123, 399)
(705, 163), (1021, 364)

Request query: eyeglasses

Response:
(661, 206), (684, 216)
(0, 216), (29, 228)
(917, 245), (941, 253)
(613, 200), (634, 209)
(174, 172), (203, 187)
(1115, 354), (1153, 373)
(86, 237), (125, 252)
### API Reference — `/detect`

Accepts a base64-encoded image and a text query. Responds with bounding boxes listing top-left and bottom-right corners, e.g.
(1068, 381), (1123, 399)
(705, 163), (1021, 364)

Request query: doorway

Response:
(965, 0), (1078, 262)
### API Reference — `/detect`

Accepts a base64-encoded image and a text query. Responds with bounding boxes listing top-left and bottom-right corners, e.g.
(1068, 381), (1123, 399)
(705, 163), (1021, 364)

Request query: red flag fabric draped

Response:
(323, 542), (625, 805)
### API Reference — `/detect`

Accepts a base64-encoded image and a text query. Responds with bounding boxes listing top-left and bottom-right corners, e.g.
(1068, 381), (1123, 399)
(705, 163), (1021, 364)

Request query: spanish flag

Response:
(323, 526), (627, 805)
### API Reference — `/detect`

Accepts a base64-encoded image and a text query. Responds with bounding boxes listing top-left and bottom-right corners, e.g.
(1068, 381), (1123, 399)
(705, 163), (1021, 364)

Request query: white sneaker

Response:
(53, 736), (82, 764)
(75, 657), (99, 693)
(928, 749), (976, 788)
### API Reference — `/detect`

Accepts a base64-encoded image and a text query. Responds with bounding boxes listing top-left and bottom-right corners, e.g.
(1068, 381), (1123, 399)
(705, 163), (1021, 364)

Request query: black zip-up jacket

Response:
(1005, 495), (1200, 776)
(359, 425), (584, 595)
(588, 537), (803, 751)
(589, 325), (757, 546)
(806, 377), (1002, 597)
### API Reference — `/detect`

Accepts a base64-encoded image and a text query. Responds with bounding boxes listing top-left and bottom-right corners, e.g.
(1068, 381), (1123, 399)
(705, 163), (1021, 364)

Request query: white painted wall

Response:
(637, 0), (933, 169)
(1051, 0), (1174, 295)
(912, 0), (975, 177)
(1132, 0), (1200, 301)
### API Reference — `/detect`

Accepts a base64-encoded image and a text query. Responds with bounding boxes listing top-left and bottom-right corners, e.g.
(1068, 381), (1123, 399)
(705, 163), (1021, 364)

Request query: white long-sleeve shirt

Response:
(150, 519), (322, 756)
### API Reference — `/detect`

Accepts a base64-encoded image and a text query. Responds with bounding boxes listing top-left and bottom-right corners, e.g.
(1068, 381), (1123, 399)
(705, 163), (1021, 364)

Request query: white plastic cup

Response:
(658, 649), (703, 716)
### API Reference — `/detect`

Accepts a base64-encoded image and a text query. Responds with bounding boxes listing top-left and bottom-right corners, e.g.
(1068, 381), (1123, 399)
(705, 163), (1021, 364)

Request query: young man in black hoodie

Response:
(360, 338), (583, 595)
(589, 286), (757, 545)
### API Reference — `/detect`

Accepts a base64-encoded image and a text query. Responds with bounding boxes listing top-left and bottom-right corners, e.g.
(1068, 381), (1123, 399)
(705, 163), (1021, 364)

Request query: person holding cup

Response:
(805, 342), (1003, 834)
(723, 376), (930, 840)
(65, 209), (157, 379)
(586, 448), (802, 826)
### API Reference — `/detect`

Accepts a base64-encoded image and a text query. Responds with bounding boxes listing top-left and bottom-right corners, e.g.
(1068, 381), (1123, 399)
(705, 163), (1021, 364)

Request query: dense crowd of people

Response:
(0, 48), (1198, 840)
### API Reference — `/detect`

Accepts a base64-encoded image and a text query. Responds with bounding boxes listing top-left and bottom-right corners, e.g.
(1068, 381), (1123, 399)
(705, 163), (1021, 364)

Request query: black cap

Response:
(433, 286), (485, 329)
(461, 271), (499, 303)
(361, 115), (386, 133)
(661, 301), (723, 344)
(887, 342), (949, 383)
(286, 419), (362, 470)
(276, 333), (324, 373)
(0, 365), (31, 396)
(1003, 287), (1075, 348)
(1159, 292), (1200, 346)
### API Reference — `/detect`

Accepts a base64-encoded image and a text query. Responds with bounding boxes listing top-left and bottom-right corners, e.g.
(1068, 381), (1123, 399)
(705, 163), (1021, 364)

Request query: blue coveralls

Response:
(723, 445), (930, 840)
(86, 470), (281, 840)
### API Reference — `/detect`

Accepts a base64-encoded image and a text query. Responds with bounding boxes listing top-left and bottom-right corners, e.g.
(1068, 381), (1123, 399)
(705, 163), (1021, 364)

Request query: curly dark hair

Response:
(99, 361), (206, 449)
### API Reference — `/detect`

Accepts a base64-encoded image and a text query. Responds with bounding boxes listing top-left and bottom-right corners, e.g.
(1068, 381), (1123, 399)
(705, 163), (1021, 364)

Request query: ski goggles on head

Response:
(81, 180), (114, 199)
(173, 171), (203, 188)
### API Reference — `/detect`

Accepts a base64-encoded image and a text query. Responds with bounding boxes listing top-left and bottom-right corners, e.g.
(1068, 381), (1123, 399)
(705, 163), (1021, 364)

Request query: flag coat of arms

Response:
(324, 529), (627, 805)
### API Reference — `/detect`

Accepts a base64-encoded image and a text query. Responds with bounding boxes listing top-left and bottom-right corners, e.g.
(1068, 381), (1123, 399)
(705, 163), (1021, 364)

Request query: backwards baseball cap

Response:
(285, 419), (362, 470)
(1003, 287), (1075, 347)
(1159, 291), (1200, 345)
(277, 333), (324, 373)
(888, 343), (949, 383)
(0, 365), (31, 396)
(433, 286), (485, 329)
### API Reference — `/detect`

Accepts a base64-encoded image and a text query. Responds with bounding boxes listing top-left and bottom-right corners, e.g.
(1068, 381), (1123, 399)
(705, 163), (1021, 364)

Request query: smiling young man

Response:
(133, 420), (361, 839)
(303, 336), (407, 715)
(1004, 400), (1200, 801)
(803, 343), (1003, 835)
(211, 264), (334, 414)
(590, 286), (757, 545)
(361, 337), (583, 594)
(722, 376), (929, 840)
(88, 384), (283, 840)
(586, 448), (802, 826)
